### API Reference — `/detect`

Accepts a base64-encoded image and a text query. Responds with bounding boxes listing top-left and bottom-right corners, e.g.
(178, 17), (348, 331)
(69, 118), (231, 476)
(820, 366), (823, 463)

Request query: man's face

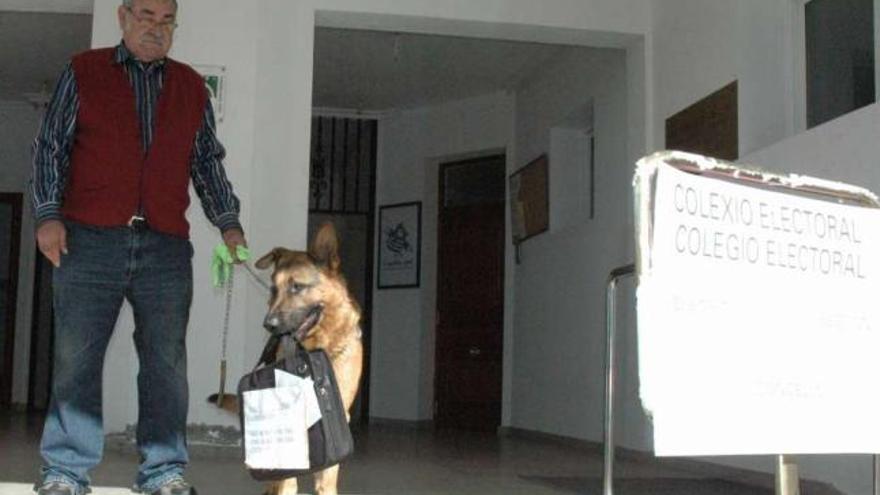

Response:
(118, 0), (177, 62)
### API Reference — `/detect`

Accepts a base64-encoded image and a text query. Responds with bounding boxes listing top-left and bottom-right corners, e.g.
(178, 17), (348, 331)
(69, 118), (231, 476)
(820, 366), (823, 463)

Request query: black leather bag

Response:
(237, 338), (354, 480)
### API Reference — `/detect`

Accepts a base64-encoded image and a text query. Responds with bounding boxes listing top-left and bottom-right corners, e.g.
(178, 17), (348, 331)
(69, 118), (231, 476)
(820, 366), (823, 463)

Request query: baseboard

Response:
(498, 426), (604, 454)
(367, 417), (435, 430)
(105, 418), (435, 458)
(105, 423), (242, 460)
(498, 427), (844, 495)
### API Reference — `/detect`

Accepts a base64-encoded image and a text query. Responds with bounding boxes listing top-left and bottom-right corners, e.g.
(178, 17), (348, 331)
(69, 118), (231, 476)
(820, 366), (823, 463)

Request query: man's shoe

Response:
(149, 477), (197, 495)
(34, 481), (79, 495)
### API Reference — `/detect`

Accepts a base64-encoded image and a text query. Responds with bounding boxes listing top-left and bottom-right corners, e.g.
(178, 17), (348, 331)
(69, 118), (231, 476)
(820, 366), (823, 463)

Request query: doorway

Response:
(0, 193), (23, 409)
(27, 248), (53, 412)
(308, 115), (377, 424)
(434, 155), (505, 431)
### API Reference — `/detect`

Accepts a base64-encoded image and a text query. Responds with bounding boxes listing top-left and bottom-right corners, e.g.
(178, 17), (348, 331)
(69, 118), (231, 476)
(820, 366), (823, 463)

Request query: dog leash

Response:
(214, 254), (272, 408)
(218, 265), (233, 404)
(242, 262), (271, 291)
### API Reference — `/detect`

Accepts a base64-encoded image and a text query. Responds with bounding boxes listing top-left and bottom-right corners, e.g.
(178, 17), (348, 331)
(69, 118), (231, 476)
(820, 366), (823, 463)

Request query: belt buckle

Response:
(127, 215), (146, 229)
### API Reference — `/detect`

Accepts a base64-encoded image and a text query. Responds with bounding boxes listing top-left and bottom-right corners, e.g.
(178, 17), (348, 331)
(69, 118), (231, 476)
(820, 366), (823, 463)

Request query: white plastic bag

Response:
(274, 370), (323, 427)
(243, 384), (310, 470)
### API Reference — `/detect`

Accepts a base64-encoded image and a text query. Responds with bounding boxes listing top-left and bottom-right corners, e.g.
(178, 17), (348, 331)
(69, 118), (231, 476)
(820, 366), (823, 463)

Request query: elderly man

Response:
(30, 1), (245, 494)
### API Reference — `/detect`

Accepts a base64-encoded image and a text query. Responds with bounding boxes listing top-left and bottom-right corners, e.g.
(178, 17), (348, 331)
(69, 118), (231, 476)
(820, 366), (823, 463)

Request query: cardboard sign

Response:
(636, 152), (880, 456)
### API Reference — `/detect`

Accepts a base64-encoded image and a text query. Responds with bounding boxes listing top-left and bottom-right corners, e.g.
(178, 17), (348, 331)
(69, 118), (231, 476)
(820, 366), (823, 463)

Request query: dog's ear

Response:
(310, 222), (341, 273)
(255, 248), (285, 270)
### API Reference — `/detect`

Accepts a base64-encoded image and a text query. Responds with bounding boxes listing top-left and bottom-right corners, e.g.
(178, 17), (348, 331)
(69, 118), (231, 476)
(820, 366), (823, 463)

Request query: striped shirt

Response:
(30, 43), (242, 233)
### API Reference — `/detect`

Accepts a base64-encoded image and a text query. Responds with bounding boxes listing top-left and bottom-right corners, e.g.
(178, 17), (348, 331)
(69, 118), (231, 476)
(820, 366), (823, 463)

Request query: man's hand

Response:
(222, 228), (247, 262)
(36, 220), (67, 268)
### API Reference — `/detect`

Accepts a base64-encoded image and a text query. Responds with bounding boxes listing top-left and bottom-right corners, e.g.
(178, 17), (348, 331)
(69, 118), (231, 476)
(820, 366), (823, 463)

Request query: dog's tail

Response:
(207, 393), (239, 414)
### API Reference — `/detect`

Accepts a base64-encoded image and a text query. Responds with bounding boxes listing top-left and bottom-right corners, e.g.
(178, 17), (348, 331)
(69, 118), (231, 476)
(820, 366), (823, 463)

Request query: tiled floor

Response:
(0, 412), (802, 494)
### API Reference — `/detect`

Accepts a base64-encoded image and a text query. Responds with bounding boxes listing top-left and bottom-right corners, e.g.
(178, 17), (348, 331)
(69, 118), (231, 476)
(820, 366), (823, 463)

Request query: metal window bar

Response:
(354, 120), (362, 210)
(329, 117), (336, 211)
(606, 153), (880, 495)
(311, 117), (326, 210)
(309, 117), (376, 215)
(342, 119), (349, 212)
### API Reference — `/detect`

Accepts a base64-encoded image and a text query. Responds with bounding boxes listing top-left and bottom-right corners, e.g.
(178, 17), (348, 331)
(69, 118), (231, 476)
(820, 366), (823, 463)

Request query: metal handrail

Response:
(603, 263), (635, 495)
(874, 455), (880, 495)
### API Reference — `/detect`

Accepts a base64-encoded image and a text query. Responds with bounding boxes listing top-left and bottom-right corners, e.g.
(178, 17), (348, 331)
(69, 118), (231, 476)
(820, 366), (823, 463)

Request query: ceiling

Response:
(0, 11), (92, 102)
(0, 11), (583, 113)
(313, 28), (574, 112)
(0, 0), (93, 14)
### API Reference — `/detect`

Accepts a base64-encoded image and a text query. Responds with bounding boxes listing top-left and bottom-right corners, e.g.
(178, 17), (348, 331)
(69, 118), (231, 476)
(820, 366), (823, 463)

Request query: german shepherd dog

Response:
(216, 223), (363, 495)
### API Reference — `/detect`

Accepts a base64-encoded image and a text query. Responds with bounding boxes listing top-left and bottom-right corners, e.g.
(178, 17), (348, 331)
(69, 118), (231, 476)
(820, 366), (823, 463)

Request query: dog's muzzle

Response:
(263, 304), (324, 342)
(263, 313), (283, 333)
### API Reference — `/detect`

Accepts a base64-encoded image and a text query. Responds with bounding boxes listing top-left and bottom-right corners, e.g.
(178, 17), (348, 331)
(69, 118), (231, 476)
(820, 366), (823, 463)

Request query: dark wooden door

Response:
(28, 249), (54, 411)
(435, 156), (505, 431)
(0, 193), (22, 409)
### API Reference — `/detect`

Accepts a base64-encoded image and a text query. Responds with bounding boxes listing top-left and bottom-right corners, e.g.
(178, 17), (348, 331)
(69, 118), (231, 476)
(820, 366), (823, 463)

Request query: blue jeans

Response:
(39, 221), (194, 494)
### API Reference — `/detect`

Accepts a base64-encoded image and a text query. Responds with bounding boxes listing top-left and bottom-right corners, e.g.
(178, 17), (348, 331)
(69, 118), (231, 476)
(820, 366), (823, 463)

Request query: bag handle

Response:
(247, 335), (312, 388)
(244, 334), (280, 389)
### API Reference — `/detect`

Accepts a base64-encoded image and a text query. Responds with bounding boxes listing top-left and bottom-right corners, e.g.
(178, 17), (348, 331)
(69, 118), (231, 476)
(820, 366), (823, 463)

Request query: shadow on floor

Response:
(522, 476), (775, 495)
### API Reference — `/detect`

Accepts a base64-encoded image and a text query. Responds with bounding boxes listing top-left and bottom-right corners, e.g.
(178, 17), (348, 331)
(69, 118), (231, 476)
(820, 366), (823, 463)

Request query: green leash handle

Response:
(212, 244), (250, 288)
(212, 244), (248, 407)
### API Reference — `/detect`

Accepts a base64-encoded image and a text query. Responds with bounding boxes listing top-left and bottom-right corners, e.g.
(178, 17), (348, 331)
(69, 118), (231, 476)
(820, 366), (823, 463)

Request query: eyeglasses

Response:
(126, 6), (178, 31)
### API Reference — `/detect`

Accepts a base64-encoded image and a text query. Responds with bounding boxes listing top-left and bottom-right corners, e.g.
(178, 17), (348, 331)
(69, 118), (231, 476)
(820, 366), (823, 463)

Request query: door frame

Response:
(0, 193), (23, 408)
(307, 114), (378, 424)
(28, 243), (54, 412)
(433, 154), (506, 429)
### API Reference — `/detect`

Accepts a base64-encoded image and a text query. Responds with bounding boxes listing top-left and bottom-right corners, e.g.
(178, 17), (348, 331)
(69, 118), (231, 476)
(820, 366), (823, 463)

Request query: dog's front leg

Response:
(314, 465), (340, 495)
(265, 478), (298, 495)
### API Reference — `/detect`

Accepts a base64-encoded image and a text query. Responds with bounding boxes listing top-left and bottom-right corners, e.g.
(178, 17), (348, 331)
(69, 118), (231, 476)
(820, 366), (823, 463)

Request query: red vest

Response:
(62, 48), (206, 238)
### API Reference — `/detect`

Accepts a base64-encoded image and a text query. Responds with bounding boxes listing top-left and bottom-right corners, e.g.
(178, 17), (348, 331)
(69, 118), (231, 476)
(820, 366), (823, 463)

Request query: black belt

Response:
(127, 215), (148, 230)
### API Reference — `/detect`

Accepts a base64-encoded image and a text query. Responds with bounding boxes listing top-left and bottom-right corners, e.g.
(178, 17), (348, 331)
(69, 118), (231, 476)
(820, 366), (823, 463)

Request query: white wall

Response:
(316, 0), (649, 48)
(0, 101), (41, 406)
(550, 125), (593, 231)
(652, 0), (791, 156)
(510, 46), (639, 444)
(372, 92), (514, 420)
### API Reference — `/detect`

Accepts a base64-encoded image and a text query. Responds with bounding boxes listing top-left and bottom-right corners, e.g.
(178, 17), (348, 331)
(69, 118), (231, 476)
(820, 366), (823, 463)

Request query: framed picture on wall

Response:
(193, 64), (226, 122)
(509, 154), (549, 245)
(377, 201), (421, 289)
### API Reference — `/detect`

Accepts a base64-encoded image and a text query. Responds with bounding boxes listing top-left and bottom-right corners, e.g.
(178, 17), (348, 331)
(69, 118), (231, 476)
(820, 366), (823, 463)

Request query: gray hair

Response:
(123, 0), (178, 11)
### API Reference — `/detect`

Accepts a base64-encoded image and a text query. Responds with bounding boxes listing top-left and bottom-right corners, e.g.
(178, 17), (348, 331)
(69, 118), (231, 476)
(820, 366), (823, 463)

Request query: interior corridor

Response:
(0, 412), (841, 495)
